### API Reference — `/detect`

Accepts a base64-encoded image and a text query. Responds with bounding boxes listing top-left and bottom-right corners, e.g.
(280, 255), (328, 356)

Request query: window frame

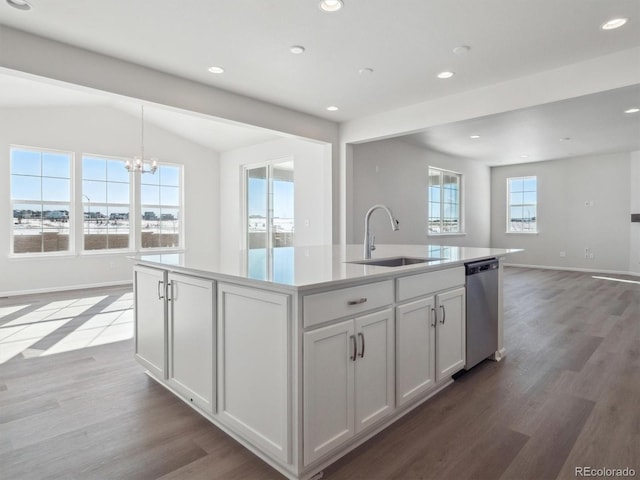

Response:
(9, 145), (185, 259)
(139, 161), (184, 251)
(427, 166), (464, 236)
(9, 145), (75, 257)
(506, 175), (538, 234)
(81, 153), (134, 253)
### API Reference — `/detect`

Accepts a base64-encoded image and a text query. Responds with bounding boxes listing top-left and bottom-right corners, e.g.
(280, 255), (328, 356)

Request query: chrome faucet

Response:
(363, 204), (400, 259)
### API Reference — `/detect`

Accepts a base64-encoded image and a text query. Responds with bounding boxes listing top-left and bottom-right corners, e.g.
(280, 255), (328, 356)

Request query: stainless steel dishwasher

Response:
(465, 258), (499, 370)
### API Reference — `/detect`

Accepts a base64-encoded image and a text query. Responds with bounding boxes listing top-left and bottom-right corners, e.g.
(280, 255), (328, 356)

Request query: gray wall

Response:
(491, 152), (632, 273)
(351, 139), (491, 247)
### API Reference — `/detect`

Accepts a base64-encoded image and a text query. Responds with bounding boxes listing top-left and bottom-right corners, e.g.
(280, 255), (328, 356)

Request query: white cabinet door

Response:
(134, 266), (167, 379)
(167, 273), (215, 414)
(354, 309), (394, 433)
(303, 320), (355, 465)
(436, 286), (466, 381)
(395, 297), (436, 407)
(218, 283), (290, 463)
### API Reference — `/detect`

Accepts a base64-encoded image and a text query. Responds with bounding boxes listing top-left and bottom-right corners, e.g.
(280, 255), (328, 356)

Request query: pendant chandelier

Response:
(124, 105), (158, 174)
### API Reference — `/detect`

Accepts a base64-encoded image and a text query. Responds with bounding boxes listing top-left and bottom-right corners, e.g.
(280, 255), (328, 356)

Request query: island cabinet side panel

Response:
(217, 283), (292, 464)
(167, 273), (216, 414)
(134, 265), (168, 379)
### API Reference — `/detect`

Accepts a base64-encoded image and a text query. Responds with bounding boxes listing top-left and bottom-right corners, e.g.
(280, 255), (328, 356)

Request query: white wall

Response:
(219, 137), (332, 264)
(0, 105), (218, 295)
(351, 139), (491, 247)
(630, 151), (640, 275)
(0, 25), (341, 244)
(491, 152), (632, 273)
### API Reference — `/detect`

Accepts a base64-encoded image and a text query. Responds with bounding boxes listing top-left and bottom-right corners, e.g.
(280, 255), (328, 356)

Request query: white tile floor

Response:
(0, 291), (134, 364)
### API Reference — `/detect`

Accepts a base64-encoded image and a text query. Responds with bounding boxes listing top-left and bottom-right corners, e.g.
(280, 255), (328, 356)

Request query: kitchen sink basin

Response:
(347, 256), (442, 267)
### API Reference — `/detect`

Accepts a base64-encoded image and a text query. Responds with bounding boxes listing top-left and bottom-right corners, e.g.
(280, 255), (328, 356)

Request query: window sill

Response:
(505, 231), (539, 235)
(427, 232), (467, 237)
(8, 252), (76, 260)
(82, 249), (135, 256)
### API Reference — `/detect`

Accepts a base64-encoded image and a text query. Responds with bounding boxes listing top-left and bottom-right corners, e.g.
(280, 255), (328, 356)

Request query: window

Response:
(82, 155), (131, 250)
(428, 167), (462, 234)
(507, 176), (537, 233)
(245, 160), (294, 281)
(11, 147), (72, 254)
(140, 163), (182, 249)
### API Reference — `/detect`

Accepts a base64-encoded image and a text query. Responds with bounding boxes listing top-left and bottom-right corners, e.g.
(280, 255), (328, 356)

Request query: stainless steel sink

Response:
(347, 256), (442, 267)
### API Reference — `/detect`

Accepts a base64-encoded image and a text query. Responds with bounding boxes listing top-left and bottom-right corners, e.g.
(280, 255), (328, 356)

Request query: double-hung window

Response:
(428, 167), (462, 234)
(140, 163), (182, 249)
(507, 176), (537, 233)
(82, 155), (131, 251)
(10, 147), (72, 254)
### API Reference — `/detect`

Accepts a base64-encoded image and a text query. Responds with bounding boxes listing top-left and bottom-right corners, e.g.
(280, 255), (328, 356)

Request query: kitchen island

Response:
(131, 244), (518, 480)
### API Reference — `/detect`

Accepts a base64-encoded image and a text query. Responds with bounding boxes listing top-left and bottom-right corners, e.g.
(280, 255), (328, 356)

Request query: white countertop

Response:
(132, 244), (520, 291)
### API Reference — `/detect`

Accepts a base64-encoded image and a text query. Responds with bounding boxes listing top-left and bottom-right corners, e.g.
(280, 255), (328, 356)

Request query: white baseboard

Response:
(504, 263), (640, 277)
(0, 280), (133, 298)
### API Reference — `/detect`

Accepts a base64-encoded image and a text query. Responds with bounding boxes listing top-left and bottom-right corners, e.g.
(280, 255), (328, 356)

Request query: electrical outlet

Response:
(589, 253), (594, 259)
(559, 251), (566, 258)
(584, 247), (590, 259)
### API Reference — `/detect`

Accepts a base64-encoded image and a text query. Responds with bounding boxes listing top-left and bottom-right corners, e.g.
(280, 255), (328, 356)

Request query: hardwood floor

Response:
(1, 268), (638, 480)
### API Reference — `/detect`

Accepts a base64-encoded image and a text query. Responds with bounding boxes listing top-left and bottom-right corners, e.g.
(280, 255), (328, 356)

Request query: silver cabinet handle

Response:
(440, 305), (446, 324)
(358, 332), (365, 358)
(157, 280), (164, 300)
(348, 297), (367, 306)
(431, 307), (436, 327)
(350, 335), (357, 361)
(166, 281), (173, 302)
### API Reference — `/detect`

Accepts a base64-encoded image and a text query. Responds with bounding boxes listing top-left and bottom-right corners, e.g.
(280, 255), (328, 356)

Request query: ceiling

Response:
(400, 84), (640, 166)
(1, 1), (639, 162)
(0, 72), (282, 152)
(1, 0), (639, 123)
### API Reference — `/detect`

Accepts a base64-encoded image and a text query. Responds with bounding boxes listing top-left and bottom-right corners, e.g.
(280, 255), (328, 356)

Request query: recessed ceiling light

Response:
(290, 45), (305, 54)
(560, 137), (571, 141)
(519, 155), (529, 159)
(437, 71), (455, 79)
(624, 107), (640, 114)
(601, 18), (628, 30)
(469, 135), (480, 139)
(207, 66), (225, 74)
(326, 106), (339, 111)
(358, 67), (374, 75)
(6, 0), (32, 10)
(453, 45), (471, 55)
(319, 0), (343, 12)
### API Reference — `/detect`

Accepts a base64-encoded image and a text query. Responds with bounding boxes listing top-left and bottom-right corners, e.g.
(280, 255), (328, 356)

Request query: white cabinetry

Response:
(218, 283), (291, 463)
(134, 266), (167, 379)
(435, 287), (465, 381)
(395, 296), (436, 406)
(167, 272), (215, 413)
(134, 266), (216, 413)
(303, 308), (394, 465)
(395, 267), (466, 407)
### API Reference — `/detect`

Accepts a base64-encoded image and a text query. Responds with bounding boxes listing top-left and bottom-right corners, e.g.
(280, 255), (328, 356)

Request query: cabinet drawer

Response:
(303, 280), (393, 328)
(396, 267), (464, 302)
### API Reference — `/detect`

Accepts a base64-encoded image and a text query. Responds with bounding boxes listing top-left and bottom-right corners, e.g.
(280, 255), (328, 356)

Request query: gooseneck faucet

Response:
(363, 204), (400, 259)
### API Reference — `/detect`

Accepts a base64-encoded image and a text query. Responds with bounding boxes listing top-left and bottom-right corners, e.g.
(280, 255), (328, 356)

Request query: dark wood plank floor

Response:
(1, 268), (638, 480)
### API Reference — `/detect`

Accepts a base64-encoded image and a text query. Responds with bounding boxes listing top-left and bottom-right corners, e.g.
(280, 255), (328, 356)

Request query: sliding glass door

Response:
(245, 160), (294, 281)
